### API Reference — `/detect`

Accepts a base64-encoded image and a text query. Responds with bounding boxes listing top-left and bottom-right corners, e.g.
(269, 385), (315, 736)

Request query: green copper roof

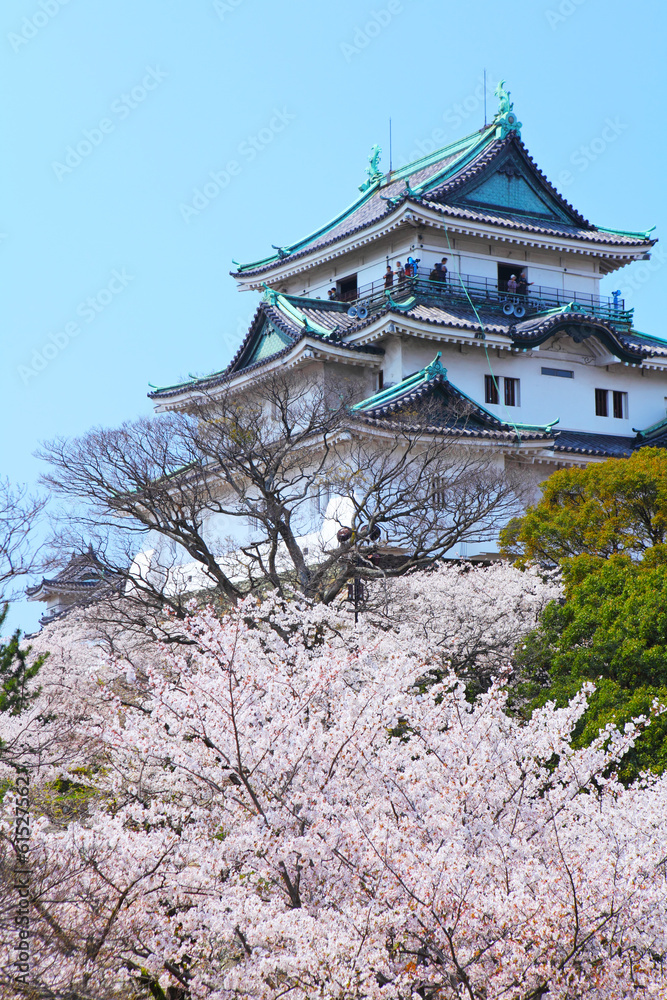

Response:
(634, 415), (667, 438)
(352, 353), (449, 412)
(234, 124), (498, 274)
(596, 225), (656, 240)
(264, 288), (334, 337)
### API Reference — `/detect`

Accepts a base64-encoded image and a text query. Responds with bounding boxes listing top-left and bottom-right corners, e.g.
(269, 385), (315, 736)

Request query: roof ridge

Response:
(391, 124), (497, 188)
(233, 127), (499, 276)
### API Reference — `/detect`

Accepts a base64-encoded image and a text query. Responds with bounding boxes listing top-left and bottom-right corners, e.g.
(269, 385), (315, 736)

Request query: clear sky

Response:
(2, 0), (665, 631)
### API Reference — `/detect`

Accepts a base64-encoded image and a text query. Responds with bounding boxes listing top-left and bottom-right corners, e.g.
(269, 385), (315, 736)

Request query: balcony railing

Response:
(339, 267), (632, 327)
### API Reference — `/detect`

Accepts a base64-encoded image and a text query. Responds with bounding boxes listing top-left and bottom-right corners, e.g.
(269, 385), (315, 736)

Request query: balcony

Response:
(341, 266), (632, 328)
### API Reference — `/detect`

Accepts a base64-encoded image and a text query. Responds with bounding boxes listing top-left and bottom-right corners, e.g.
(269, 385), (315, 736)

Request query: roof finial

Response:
(493, 79), (522, 139)
(359, 144), (383, 192)
(425, 352), (447, 380)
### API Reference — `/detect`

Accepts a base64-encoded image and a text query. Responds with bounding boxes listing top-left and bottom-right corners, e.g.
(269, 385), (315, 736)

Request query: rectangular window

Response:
(316, 486), (331, 516)
(613, 390), (628, 419)
(504, 377), (520, 407)
(595, 388), (609, 417)
(377, 370), (384, 391)
(485, 374), (499, 405)
(541, 367), (574, 378)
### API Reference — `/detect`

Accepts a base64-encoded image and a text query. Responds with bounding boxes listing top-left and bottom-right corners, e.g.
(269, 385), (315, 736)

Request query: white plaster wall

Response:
(397, 335), (667, 435)
(280, 231), (607, 305)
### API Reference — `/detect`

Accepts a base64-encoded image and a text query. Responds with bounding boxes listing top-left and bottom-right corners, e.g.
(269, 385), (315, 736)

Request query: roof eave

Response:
(151, 337), (384, 412)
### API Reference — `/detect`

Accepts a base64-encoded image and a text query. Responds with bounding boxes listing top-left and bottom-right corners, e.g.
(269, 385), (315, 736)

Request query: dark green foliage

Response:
(0, 602), (47, 717)
(516, 554), (667, 782)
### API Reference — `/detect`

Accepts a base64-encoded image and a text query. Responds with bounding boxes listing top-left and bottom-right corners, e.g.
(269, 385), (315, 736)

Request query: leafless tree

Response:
(0, 479), (49, 603)
(38, 372), (525, 615)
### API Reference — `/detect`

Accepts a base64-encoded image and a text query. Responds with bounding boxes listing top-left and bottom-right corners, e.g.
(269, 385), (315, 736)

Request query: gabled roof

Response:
(232, 101), (655, 280)
(148, 294), (383, 402)
(26, 549), (118, 602)
(351, 353), (558, 443)
(422, 134), (589, 226)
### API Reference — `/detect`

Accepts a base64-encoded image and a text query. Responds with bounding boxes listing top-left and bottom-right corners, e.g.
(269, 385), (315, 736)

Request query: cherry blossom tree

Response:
(1, 578), (666, 1000)
(366, 561), (561, 695)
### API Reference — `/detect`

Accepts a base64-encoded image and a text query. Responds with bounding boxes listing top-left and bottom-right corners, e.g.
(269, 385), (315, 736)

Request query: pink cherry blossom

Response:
(1, 567), (665, 999)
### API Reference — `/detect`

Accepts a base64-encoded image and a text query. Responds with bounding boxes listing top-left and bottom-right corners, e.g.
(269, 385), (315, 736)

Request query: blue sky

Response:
(2, 0), (665, 631)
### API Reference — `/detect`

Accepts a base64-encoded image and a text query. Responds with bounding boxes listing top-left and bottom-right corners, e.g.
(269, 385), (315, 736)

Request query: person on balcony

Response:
(440, 257), (448, 282)
(507, 274), (518, 296)
(394, 262), (407, 295)
(429, 261), (446, 283)
(516, 270), (532, 298)
(384, 264), (394, 289)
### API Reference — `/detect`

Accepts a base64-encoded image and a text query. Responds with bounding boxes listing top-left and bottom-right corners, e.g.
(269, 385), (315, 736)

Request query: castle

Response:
(145, 83), (663, 561)
(30, 84), (665, 622)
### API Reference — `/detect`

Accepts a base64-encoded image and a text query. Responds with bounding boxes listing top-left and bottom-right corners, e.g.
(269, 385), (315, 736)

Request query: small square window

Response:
(613, 390), (628, 419)
(595, 388), (609, 417)
(485, 374), (499, 405)
(504, 377), (520, 407)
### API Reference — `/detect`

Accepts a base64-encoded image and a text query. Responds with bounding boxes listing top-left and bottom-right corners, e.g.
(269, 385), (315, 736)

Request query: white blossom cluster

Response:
(1, 565), (666, 1000)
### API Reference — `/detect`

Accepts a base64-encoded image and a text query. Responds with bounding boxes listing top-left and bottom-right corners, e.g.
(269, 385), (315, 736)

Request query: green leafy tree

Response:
(0, 603), (47, 717)
(516, 552), (667, 782)
(501, 447), (667, 566)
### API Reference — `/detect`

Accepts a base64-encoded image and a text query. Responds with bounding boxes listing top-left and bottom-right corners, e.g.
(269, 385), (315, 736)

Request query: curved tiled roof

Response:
(26, 550), (119, 601)
(232, 126), (500, 278)
(509, 311), (644, 361)
(150, 290), (667, 402)
(419, 198), (654, 248)
(351, 354), (557, 446)
(552, 430), (636, 458)
(233, 128), (654, 280)
(149, 298), (384, 401)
